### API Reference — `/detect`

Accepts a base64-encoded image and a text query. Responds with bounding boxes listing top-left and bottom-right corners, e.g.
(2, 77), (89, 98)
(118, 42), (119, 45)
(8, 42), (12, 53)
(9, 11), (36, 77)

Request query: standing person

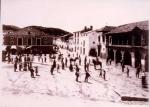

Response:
(24, 61), (28, 71)
(65, 57), (68, 67)
(126, 67), (129, 77)
(57, 64), (60, 73)
(14, 62), (17, 72)
(44, 54), (47, 63)
(79, 55), (81, 66)
(35, 66), (40, 76)
(84, 71), (90, 82)
(69, 63), (73, 72)
(86, 62), (90, 72)
(29, 67), (35, 78)
(62, 61), (65, 70)
(122, 63), (125, 72)
(99, 68), (102, 77)
(50, 65), (54, 75)
(136, 67), (140, 78)
(75, 65), (80, 82)
(103, 69), (106, 80)
(19, 62), (22, 71)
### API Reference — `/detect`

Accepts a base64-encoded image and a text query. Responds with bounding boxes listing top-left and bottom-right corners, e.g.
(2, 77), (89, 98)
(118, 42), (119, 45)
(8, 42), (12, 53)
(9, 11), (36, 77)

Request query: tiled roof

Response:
(6, 26), (70, 37)
(3, 25), (20, 31)
(107, 20), (149, 34)
(96, 26), (116, 32)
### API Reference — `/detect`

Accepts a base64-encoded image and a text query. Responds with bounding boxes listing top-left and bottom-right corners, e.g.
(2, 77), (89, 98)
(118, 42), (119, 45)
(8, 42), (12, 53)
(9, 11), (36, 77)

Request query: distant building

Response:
(72, 26), (114, 58)
(106, 20), (149, 71)
(3, 25), (70, 54)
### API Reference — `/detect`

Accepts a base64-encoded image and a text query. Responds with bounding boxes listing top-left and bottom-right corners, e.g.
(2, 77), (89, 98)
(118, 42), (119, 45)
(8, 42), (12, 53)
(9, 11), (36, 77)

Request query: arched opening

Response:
(134, 51), (141, 67)
(116, 50), (122, 64)
(108, 49), (114, 61)
(123, 51), (131, 65)
(89, 48), (97, 57)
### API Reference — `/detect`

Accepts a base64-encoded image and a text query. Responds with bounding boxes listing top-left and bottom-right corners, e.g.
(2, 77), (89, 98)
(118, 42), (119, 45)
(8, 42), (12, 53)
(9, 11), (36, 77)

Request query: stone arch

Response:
(115, 50), (122, 64)
(124, 51), (131, 65)
(134, 51), (141, 67)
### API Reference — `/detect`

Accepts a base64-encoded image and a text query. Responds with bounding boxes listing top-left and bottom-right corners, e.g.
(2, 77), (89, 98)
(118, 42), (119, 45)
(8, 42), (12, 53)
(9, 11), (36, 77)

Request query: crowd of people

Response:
(5, 50), (146, 84)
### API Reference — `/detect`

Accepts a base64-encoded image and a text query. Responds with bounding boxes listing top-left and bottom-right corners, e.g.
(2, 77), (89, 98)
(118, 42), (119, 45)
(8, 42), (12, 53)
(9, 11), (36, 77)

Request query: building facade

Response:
(3, 25), (69, 54)
(106, 20), (149, 71)
(72, 26), (115, 58)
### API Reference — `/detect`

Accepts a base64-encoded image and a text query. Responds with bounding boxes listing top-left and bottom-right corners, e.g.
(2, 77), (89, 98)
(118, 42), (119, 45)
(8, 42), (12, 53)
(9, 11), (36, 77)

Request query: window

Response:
(80, 47), (82, 54)
(18, 38), (23, 45)
(102, 35), (105, 42)
(28, 38), (32, 45)
(36, 38), (41, 45)
(83, 40), (85, 47)
(83, 48), (85, 55)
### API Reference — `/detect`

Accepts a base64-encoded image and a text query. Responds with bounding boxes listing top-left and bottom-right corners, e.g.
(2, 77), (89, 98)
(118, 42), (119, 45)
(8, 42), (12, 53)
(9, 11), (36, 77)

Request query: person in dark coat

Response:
(136, 67), (141, 78)
(103, 69), (106, 80)
(127, 67), (129, 77)
(44, 55), (47, 63)
(79, 55), (81, 66)
(122, 63), (125, 72)
(75, 65), (80, 82)
(69, 63), (73, 72)
(84, 56), (87, 71)
(65, 57), (68, 67)
(62, 60), (65, 70)
(29, 67), (35, 78)
(14, 62), (17, 72)
(57, 64), (60, 73)
(35, 66), (40, 76)
(84, 71), (90, 82)
(19, 62), (22, 71)
(99, 68), (102, 77)
(50, 65), (54, 75)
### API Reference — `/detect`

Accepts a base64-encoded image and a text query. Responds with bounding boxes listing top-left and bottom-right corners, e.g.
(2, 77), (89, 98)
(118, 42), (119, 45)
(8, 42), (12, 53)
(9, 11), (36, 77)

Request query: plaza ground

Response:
(0, 49), (149, 107)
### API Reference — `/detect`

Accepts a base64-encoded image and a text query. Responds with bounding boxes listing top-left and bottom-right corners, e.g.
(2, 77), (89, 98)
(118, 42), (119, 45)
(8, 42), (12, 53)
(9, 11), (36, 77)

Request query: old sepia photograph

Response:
(0, 0), (149, 107)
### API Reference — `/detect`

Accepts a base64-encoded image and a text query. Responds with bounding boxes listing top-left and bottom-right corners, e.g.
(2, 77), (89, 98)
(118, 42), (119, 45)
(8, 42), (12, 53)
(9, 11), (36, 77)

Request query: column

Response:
(121, 51), (124, 64)
(141, 53), (146, 71)
(131, 52), (135, 67)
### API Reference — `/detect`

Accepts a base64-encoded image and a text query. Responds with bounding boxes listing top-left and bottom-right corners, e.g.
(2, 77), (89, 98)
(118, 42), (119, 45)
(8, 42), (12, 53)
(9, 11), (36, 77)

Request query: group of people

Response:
(13, 54), (40, 78)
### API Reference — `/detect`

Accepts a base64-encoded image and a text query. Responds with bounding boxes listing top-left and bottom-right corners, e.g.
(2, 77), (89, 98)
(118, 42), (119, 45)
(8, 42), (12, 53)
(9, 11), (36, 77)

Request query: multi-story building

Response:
(72, 26), (115, 58)
(106, 20), (149, 71)
(3, 25), (70, 54)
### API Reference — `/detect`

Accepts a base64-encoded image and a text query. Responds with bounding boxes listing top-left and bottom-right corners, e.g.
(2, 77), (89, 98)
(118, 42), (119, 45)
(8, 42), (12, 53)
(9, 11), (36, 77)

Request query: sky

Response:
(1, 0), (150, 32)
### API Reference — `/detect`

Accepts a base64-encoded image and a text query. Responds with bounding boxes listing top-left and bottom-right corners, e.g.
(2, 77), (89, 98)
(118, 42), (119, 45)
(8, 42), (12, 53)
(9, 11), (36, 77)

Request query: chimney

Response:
(84, 26), (87, 31)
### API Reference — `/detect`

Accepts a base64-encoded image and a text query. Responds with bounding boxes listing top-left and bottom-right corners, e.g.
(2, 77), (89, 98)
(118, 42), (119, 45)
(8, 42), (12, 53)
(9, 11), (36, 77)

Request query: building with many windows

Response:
(106, 20), (149, 71)
(3, 25), (70, 54)
(72, 26), (115, 58)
